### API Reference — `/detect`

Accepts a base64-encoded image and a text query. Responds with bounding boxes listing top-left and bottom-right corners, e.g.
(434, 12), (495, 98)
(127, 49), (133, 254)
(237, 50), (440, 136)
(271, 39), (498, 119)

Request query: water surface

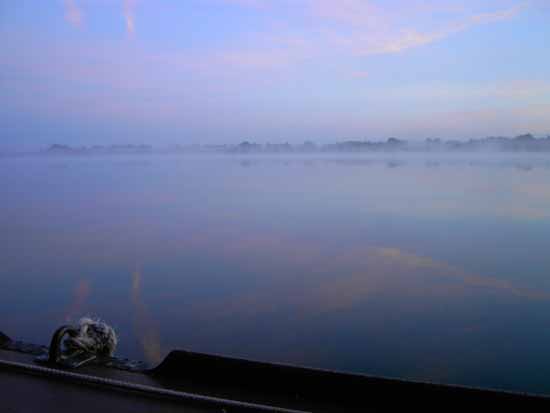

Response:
(2, 154), (550, 394)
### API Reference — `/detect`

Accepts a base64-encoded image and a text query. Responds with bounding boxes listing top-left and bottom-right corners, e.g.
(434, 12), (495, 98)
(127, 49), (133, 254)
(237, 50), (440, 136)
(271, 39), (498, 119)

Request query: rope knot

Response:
(64, 317), (117, 357)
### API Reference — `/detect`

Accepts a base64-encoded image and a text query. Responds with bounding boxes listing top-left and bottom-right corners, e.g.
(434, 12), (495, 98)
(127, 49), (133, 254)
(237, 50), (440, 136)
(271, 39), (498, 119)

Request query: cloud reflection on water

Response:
(179, 239), (550, 329)
(131, 269), (163, 364)
(64, 279), (91, 322)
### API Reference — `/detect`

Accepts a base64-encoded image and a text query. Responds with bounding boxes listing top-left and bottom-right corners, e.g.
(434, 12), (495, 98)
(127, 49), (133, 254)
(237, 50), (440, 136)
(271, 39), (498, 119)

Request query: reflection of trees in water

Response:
(233, 157), (550, 171)
(515, 163), (533, 171)
(386, 160), (405, 168)
(239, 160), (255, 168)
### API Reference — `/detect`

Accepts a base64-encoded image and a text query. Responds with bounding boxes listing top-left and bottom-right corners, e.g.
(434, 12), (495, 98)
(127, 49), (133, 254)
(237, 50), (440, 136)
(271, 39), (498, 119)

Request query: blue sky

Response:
(1, 0), (550, 147)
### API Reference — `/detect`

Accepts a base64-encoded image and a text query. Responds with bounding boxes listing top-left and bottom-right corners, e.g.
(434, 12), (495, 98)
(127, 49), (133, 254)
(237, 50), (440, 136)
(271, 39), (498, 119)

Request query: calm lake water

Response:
(2, 153), (550, 394)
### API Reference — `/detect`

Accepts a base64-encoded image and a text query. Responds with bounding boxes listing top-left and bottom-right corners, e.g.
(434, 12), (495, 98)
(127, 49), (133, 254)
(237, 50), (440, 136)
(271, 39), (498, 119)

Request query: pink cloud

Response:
(64, 0), (83, 28)
(332, 3), (525, 56)
(352, 70), (369, 79)
(220, 0), (267, 8)
(309, 0), (384, 28)
(217, 1), (526, 59)
(123, 0), (136, 36)
(61, 0), (528, 75)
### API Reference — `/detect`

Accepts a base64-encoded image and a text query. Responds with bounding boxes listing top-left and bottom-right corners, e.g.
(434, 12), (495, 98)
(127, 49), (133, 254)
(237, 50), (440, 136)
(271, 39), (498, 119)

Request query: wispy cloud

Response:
(308, 0), (385, 28)
(196, 1), (527, 72)
(63, 0), (528, 70)
(381, 79), (550, 101)
(330, 3), (526, 56)
(123, 0), (136, 36)
(220, 0), (267, 8)
(352, 70), (370, 79)
(63, 0), (83, 28)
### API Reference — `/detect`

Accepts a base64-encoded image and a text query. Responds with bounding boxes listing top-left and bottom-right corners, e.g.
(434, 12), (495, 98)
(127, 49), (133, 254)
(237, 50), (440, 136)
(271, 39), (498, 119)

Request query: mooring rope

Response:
(63, 317), (118, 357)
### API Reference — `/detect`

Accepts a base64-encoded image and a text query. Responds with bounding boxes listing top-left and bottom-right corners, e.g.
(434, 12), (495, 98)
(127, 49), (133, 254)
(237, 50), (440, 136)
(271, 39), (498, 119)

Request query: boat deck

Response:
(2, 342), (550, 412)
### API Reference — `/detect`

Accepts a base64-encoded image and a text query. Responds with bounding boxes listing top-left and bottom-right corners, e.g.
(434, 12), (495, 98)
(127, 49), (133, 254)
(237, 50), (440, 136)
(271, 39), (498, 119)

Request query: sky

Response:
(1, 0), (550, 147)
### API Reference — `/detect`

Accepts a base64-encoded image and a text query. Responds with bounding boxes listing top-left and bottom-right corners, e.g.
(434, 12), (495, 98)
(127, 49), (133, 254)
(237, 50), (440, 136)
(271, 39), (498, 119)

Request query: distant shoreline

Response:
(3, 134), (550, 157)
(45, 134), (550, 154)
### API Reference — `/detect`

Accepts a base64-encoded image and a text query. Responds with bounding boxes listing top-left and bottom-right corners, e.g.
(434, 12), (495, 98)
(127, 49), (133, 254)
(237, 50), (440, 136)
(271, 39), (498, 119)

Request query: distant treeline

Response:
(46, 134), (550, 155)
(47, 144), (154, 154)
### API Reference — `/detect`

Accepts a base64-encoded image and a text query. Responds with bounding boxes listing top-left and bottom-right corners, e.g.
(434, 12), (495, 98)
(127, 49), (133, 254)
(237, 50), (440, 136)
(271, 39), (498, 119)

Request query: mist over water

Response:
(2, 153), (550, 393)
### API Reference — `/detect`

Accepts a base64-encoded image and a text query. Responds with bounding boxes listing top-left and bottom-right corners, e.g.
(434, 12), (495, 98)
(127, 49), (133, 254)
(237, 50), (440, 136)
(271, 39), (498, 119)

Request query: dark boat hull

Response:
(2, 331), (550, 412)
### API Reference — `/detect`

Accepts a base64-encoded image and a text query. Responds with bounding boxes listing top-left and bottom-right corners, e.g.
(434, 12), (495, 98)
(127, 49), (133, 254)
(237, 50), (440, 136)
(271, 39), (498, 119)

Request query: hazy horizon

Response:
(3, 133), (550, 154)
